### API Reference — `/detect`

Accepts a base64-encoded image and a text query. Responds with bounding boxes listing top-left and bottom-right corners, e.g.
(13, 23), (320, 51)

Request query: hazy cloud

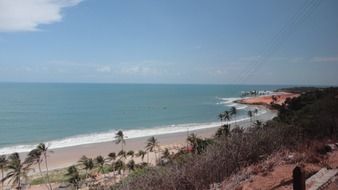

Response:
(96, 65), (113, 73)
(0, 0), (82, 32)
(311, 56), (338, 63)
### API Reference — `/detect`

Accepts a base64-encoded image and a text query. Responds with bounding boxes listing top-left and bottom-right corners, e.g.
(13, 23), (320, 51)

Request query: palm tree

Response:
(230, 106), (237, 125)
(126, 160), (135, 173)
(114, 160), (125, 176)
(115, 130), (126, 151)
(161, 148), (170, 159)
(78, 156), (94, 181)
(25, 149), (50, 190)
(65, 165), (80, 190)
(254, 120), (262, 128)
(187, 134), (211, 154)
(2, 153), (30, 190)
(187, 133), (198, 154)
(223, 111), (231, 125)
(248, 110), (253, 122)
(94, 156), (105, 175)
(36, 143), (52, 190)
(0, 155), (8, 190)
(117, 150), (127, 160)
(126, 150), (134, 158)
(107, 152), (116, 163)
(218, 113), (224, 125)
(215, 124), (230, 138)
(145, 136), (160, 164)
(136, 150), (146, 162)
(254, 108), (259, 120)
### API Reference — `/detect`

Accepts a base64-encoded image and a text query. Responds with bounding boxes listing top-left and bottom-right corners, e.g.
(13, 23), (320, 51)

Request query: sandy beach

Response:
(19, 106), (276, 172)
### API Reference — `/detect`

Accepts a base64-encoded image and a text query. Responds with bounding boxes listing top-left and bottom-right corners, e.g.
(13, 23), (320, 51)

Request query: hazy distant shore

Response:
(235, 91), (300, 106)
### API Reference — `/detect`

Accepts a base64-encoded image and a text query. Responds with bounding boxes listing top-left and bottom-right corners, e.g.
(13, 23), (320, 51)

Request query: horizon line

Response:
(0, 81), (333, 87)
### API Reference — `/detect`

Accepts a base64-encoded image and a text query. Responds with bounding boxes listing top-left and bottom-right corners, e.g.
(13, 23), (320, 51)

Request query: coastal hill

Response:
(111, 87), (338, 190)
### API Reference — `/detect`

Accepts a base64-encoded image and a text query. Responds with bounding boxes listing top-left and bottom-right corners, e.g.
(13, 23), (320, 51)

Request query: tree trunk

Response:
(154, 151), (157, 165)
(1, 168), (3, 190)
(17, 176), (21, 190)
(38, 162), (50, 190)
(84, 169), (88, 187)
(44, 153), (52, 190)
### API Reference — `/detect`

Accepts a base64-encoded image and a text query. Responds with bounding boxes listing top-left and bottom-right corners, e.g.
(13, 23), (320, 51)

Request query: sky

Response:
(0, 0), (337, 85)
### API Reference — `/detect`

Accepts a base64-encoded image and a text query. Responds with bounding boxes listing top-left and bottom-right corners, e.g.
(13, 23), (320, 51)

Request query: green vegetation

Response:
(30, 169), (68, 185)
(112, 87), (338, 190)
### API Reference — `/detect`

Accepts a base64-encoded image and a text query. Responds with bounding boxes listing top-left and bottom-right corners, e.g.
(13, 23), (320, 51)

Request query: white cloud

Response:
(0, 0), (82, 32)
(120, 65), (161, 76)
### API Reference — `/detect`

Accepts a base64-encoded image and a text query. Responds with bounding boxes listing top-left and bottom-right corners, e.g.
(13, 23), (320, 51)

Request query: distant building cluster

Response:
(240, 90), (272, 97)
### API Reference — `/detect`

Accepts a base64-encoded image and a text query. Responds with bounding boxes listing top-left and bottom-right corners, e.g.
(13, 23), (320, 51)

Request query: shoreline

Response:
(21, 108), (276, 172)
(0, 103), (272, 155)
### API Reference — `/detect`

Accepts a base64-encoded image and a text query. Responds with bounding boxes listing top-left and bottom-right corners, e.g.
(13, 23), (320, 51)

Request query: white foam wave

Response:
(236, 105), (248, 110)
(227, 103), (238, 107)
(217, 98), (249, 110)
(217, 97), (240, 104)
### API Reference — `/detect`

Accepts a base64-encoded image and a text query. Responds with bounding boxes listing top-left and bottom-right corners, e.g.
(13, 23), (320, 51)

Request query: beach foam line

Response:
(236, 105), (248, 110)
(217, 98), (249, 110)
(0, 109), (268, 155)
(217, 97), (241, 104)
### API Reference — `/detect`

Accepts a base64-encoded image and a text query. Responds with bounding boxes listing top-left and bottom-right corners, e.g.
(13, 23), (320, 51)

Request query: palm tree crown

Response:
(230, 106), (237, 115)
(145, 136), (160, 163)
(145, 136), (159, 153)
(65, 165), (81, 190)
(114, 160), (125, 175)
(78, 156), (94, 178)
(223, 111), (231, 124)
(115, 130), (126, 150)
(0, 155), (8, 189)
(215, 124), (230, 138)
(136, 150), (146, 161)
(108, 152), (117, 162)
(230, 106), (237, 125)
(127, 150), (135, 158)
(94, 156), (106, 174)
(35, 143), (52, 190)
(118, 150), (127, 160)
(161, 148), (170, 159)
(2, 153), (30, 190)
(248, 110), (253, 121)
(127, 160), (135, 172)
(218, 113), (224, 122)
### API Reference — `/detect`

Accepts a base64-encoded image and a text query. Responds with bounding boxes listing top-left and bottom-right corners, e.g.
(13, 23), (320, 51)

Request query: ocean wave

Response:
(217, 97), (240, 105)
(0, 108), (269, 155)
(236, 105), (248, 110)
(217, 98), (248, 110)
(227, 103), (238, 107)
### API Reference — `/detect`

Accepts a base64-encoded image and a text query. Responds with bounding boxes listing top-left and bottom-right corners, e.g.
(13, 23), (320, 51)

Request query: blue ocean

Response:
(0, 83), (287, 154)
